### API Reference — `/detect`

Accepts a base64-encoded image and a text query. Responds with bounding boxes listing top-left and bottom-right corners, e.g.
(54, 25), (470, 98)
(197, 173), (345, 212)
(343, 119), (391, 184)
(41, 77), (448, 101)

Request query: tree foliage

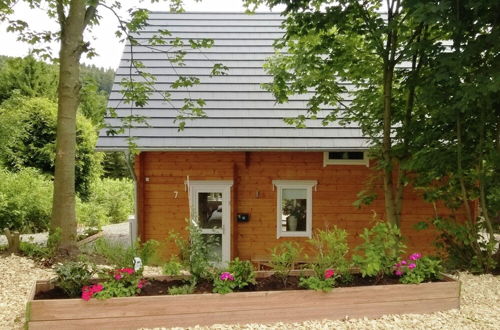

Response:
(0, 96), (103, 199)
(0, 55), (58, 103)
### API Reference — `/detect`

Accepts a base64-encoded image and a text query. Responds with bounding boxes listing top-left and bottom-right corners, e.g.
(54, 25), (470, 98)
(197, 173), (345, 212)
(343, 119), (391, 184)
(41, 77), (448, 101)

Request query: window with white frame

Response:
(272, 180), (316, 238)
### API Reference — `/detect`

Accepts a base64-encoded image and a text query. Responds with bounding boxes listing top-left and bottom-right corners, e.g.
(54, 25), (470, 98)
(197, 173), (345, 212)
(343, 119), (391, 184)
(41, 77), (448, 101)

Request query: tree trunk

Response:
(382, 63), (399, 226)
(456, 114), (473, 223)
(4, 228), (20, 253)
(51, 0), (88, 252)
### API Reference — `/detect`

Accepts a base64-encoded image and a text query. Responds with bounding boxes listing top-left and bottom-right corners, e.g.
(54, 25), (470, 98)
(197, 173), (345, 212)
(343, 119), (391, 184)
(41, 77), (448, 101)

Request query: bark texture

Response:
(51, 0), (90, 251)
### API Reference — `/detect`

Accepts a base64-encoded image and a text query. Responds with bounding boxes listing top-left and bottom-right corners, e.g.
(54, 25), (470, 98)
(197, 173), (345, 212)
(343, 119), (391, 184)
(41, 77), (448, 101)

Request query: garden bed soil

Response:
(35, 273), (402, 300)
(27, 272), (460, 329)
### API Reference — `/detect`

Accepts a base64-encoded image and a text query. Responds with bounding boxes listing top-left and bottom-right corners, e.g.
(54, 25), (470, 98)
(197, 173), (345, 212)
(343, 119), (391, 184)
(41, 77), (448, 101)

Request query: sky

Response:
(0, 0), (279, 69)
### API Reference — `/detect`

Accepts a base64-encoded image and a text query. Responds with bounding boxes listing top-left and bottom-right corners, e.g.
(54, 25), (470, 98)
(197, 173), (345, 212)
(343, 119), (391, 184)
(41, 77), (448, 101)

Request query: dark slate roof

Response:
(97, 12), (369, 151)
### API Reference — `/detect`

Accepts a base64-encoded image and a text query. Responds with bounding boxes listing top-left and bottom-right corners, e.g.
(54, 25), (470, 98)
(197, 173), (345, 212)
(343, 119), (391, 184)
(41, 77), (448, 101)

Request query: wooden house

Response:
(98, 12), (457, 262)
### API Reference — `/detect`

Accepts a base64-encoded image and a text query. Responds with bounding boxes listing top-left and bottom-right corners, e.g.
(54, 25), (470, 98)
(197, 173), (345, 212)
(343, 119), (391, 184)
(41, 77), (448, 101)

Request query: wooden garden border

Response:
(26, 273), (460, 329)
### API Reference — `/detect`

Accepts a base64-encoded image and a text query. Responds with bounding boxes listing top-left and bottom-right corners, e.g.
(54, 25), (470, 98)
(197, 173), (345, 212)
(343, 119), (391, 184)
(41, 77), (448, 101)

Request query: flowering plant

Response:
(82, 267), (147, 300)
(299, 268), (339, 292)
(394, 253), (443, 284)
(81, 284), (103, 301)
(213, 271), (238, 294)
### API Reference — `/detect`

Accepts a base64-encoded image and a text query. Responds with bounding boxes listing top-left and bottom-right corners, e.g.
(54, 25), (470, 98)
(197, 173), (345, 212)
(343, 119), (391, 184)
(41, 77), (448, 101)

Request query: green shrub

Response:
(19, 229), (61, 260)
(168, 283), (195, 295)
(212, 258), (256, 294)
(95, 267), (146, 299)
(88, 178), (134, 224)
(269, 241), (302, 287)
(93, 238), (159, 268)
(394, 253), (443, 284)
(228, 258), (256, 289)
(169, 219), (219, 282)
(162, 259), (183, 276)
(55, 260), (95, 297)
(352, 221), (406, 279)
(213, 271), (238, 294)
(299, 272), (338, 292)
(417, 217), (498, 273)
(76, 200), (108, 228)
(0, 168), (52, 232)
(0, 96), (103, 200)
(307, 227), (351, 282)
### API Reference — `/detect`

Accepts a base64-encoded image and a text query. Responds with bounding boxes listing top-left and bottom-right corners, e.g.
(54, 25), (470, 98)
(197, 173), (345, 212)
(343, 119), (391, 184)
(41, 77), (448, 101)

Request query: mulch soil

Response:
(34, 274), (404, 300)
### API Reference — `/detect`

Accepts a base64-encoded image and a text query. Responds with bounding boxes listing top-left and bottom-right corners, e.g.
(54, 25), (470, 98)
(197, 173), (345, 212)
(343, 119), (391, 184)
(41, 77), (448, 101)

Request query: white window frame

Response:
(272, 180), (316, 238)
(187, 180), (233, 264)
(323, 151), (369, 167)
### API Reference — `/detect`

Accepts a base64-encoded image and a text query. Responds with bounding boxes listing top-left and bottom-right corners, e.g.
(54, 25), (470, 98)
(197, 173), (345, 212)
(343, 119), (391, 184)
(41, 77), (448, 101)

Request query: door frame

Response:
(188, 180), (233, 263)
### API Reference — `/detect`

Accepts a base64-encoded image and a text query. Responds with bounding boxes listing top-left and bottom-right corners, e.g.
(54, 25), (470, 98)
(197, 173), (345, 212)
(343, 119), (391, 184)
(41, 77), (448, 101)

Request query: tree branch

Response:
(56, 0), (66, 29)
(83, 4), (97, 29)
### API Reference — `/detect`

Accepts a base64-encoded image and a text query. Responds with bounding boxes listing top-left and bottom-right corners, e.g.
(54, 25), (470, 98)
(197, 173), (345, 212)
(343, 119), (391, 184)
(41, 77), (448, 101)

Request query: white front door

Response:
(189, 181), (232, 264)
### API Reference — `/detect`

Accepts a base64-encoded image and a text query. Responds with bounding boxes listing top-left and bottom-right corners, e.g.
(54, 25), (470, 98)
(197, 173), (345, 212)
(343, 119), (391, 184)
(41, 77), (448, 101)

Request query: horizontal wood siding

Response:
(138, 151), (460, 260)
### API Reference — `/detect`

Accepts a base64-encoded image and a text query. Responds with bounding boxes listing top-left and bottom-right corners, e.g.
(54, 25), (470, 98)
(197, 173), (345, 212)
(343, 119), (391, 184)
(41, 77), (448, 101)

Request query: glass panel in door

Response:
(196, 191), (224, 263)
(197, 192), (223, 229)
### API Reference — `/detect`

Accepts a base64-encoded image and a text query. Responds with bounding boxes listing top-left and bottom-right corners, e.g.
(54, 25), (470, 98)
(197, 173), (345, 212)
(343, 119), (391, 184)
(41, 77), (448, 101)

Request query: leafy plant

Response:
(0, 167), (53, 232)
(353, 221), (406, 279)
(299, 269), (338, 292)
(55, 260), (95, 297)
(417, 217), (498, 273)
(307, 227), (351, 283)
(212, 258), (256, 294)
(394, 253), (443, 284)
(19, 228), (60, 260)
(213, 271), (237, 294)
(168, 283), (195, 295)
(169, 219), (219, 282)
(93, 238), (159, 268)
(94, 267), (146, 299)
(227, 258), (256, 289)
(162, 259), (183, 276)
(269, 241), (302, 287)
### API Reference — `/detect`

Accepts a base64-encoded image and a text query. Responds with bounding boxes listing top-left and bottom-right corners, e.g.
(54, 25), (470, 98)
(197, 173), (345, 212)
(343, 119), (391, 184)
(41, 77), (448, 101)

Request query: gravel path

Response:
(0, 221), (131, 246)
(0, 255), (54, 330)
(1, 254), (498, 330)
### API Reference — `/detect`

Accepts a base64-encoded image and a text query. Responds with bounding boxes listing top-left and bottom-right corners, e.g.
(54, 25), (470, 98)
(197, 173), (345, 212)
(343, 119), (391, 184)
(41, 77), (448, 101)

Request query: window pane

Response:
(329, 151), (364, 160)
(281, 188), (307, 232)
(198, 192), (222, 229)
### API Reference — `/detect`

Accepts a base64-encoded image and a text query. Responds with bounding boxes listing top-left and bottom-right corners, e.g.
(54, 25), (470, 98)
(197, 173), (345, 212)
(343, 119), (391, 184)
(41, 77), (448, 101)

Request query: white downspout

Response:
(125, 150), (138, 246)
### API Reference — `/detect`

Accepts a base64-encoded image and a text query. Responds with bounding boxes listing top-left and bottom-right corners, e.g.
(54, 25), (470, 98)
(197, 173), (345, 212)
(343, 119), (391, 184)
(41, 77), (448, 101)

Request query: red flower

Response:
(120, 268), (135, 275)
(81, 284), (104, 301)
(324, 269), (335, 279)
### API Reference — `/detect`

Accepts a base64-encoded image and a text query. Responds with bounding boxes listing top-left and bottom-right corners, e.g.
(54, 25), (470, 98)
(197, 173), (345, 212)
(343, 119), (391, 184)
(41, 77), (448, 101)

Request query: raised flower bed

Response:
(26, 272), (460, 329)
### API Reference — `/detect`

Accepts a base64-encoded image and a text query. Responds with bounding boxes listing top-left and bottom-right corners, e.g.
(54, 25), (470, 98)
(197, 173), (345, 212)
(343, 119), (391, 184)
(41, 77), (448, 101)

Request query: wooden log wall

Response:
(134, 151), (462, 260)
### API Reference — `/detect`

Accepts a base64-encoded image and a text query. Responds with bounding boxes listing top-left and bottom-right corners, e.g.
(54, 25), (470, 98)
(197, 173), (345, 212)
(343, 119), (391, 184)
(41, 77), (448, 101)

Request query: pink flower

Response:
(220, 272), (234, 281)
(409, 253), (422, 261)
(408, 263), (416, 269)
(394, 263), (401, 268)
(92, 284), (103, 293)
(114, 274), (123, 280)
(395, 270), (403, 276)
(137, 279), (147, 289)
(401, 260), (407, 265)
(324, 269), (335, 279)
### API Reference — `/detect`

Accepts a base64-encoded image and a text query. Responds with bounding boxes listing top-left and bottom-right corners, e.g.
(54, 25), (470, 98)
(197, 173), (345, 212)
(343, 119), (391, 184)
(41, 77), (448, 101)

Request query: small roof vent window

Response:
(323, 151), (369, 167)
